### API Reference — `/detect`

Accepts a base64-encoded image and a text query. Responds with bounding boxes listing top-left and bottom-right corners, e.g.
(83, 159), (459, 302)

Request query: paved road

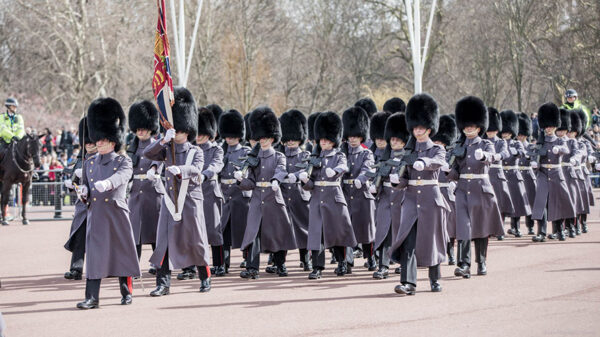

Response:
(1, 204), (599, 336)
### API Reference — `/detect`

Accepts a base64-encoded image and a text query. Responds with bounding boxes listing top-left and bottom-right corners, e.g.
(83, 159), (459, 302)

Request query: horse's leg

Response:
(21, 181), (30, 225)
(1, 183), (10, 226)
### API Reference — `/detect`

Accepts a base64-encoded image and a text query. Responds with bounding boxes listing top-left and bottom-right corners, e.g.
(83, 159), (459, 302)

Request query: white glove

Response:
(569, 158), (578, 166)
(167, 165), (181, 176)
(234, 170), (244, 182)
(588, 155), (596, 163)
(163, 128), (176, 143)
(287, 173), (297, 184)
(354, 179), (362, 189)
(531, 161), (539, 169)
(299, 171), (309, 183)
(146, 167), (157, 182)
(389, 173), (400, 184)
(440, 163), (450, 172)
(596, 163), (600, 171)
(325, 167), (336, 178)
(74, 168), (82, 178)
(368, 184), (377, 194)
(474, 149), (484, 160)
(271, 180), (280, 191)
(552, 146), (560, 154)
(76, 185), (88, 201)
(510, 147), (518, 155)
(493, 153), (502, 162)
(413, 160), (425, 171)
(64, 179), (73, 189)
(199, 174), (206, 183)
(94, 180), (113, 193)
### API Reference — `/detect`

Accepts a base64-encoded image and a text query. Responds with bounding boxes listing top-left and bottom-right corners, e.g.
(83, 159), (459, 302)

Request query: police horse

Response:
(0, 134), (42, 225)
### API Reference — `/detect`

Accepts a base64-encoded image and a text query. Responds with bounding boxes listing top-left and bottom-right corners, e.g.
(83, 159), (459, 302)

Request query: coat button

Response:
(417, 190), (421, 194)
(90, 178), (94, 182)
(468, 155), (471, 158)
(418, 176), (421, 179)
(141, 157), (144, 160)
(89, 170), (92, 173)
(390, 202), (394, 205)
(262, 189), (265, 193)
(140, 190), (143, 193)
(288, 186), (291, 189)
(261, 201), (264, 204)
(167, 177), (170, 180)
(350, 196), (354, 199)
(262, 166), (265, 169)
(91, 162), (94, 165)
(468, 191), (471, 194)
(417, 204), (420, 208)
(93, 197), (97, 201)
(320, 201), (323, 203)
(114, 168), (117, 171)
(105, 198), (109, 202)
(320, 189), (324, 192)
(288, 198), (291, 201)
(140, 168), (144, 171)
(169, 187), (173, 190)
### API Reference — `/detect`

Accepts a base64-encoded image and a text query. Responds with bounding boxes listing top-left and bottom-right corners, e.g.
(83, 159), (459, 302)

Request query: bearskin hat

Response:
(249, 106), (281, 143)
(128, 100), (159, 136)
(575, 108), (588, 136)
(280, 109), (307, 144)
(384, 113), (410, 143)
(431, 115), (457, 146)
(206, 104), (223, 140)
(500, 110), (518, 138)
(370, 111), (391, 141)
(197, 107), (217, 139)
(405, 93), (439, 136)
(487, 107), (501, 132)
(171, 87), (198, 141)
(537, 102), (561, 129)
(569, 109), (582, 135)
(219, 109), (245, 140)
(314, 111), (342, 147)
(383, 97), (406, 114)
(342, 106), (369, 141)
(455, 96), (488, 136)
(87, 97), (126, 151)
(307, 112), (320, 141)
(354, 98), (377, 118)
(244, 112), (253, 141)
(557, 108), (571, 132)
(78, 117), (93, 146)
(517, 113), (532, 137)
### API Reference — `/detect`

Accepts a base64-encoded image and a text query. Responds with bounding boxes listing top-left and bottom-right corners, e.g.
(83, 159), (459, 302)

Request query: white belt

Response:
(541, 164), (561, 169)
(490, 164), (502, 169)
(315, 181), (340, 187)
(163, 149), (196, 222)
(133, 174), (148, 180)
(256, 182), (272, 188)
(220, 179), (237, 185)
(560, 162), (572, 167)
(503, 166), (518, 170)
(408, 179), (438, 186)
(460, 174), (488, 180)
(281, 178), (298, 184)
(439, 182), (450, 188)
(383, 182), (393, 188)
(518, 166), (532, 171)
(342, 179), (354, 185)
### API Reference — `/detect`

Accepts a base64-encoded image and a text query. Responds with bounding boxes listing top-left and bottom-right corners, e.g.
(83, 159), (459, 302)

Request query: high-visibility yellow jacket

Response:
(561, 100), (591, 128)
(0, 112), (25, 143)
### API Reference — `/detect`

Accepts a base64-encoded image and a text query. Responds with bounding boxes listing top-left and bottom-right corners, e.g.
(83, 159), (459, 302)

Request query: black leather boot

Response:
(373, 267), (389, 279)
(150, 286), (170, 297)
(199, 278), (211, 293)
(394, 283), (416, 296)
(240, 269), (260, 279)
(308, 269), (322, 280)
(454, 265), (471, 279)
(76, 298), (99, 309)
(64, 270), (82, 280)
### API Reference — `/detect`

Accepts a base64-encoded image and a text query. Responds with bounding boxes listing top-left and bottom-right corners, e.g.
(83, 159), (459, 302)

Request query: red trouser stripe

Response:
(206, 266), (211, 278)
(127, 276), (133, 293)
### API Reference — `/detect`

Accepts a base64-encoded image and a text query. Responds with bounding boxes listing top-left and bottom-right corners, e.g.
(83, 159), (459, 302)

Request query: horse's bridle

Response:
(11, 136), (35, 174)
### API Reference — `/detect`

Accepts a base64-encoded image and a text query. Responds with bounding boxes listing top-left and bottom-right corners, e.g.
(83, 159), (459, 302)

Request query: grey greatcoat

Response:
(502, 139), (532, 217)
(574, 139), (590, 214)
(342, 145), (376, 244)
(446, 137), (505, 240)
(531, 135), (576, 222)
(198, 141), (225, 245)
(438, 165), (457, 239)
(239, 147), (297, 252)
(282, 146), (310, 249)
(562, 136), (584, 214)
(64, 153), (93, 251)
(373, 150), (404, 249)
(128, 138), (161, 245)
(81, 152), (140, 279)
(144, 141), (211, 270)
(580, 138), (595, 208)
(219, 144), (251, 248)
(303, 149), (357, 251)
(488, 136), (515, 215)
(389, 140), (449, 267)
(519, 141), (537, 209)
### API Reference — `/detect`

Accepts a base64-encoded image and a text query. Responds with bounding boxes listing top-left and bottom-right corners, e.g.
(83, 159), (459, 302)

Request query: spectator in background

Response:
(59, 152), (68, 167)
(531, 112), (539, 143)
(59, 125), (74, 157)
(591, 107), (600, 134)
(42, 128), (53, 154)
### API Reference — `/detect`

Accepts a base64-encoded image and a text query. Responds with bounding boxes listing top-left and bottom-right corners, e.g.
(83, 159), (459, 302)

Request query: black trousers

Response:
(397, 221), (440, 286)
(446, 238), (455, 261)
(136, 242), (156, 260)
(525, 215), (534, 229)
(85, 277), (132, 300)
(69, 224), (86, 273)
(456, 237), (488, 268)
(376, 226), (392, 269)
(299, 248), (310, 265)
(510, 217), (520, 232)
(312, 246), (353, 269)
(156, 249), (209, 287)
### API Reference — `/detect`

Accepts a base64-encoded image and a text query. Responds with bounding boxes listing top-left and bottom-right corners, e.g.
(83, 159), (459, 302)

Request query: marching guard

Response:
(516, 113), (538, 235)
(447, 96), (505, 279)
(576, 109), (595, 234)
(127, 100), (162, 272)
(75, 98), (140, 309)
(144, 87), (212, 295)
(370, 111), (392, 161)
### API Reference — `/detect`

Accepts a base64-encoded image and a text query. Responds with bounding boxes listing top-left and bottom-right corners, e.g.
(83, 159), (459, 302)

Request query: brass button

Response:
(468, 155), (471, 158)
(390, 202), (394, 205)
(140, 190), (143, 194)
(261, 201), (264, 204)
(350, 196), (354, 199)
(262, 166), (265, 169)
(90, 178), (94, 182)
(91, 161), (94, 165)
(417, 204), (420, 208)
(169, 187), (173, 190)
(114, 168), (117, 171)
(468, 191), (471, 195)
(89, 170), (92, 173)
(320, 201), (323, 204)
(167, 177), (170, 180)
(288, 198), (291, 201)
(141, 157), (144, 160)
(104, 198), (109, 202)
(320, 189), (324, 192)
(417, 190), (421, 194)
(140, 168), (144, 171)
(93, 197), (97, 201)
(262, 189), (265, 193)
(288, 186), (291, 189)
(418, 176), (421, 179)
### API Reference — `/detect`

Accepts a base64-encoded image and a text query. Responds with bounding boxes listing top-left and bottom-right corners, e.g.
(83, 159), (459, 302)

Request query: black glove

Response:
(11, 136), (19, 142)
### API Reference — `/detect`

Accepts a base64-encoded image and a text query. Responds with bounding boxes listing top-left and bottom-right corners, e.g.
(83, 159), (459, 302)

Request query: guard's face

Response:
(259, 137), (274, 149)
(412, 126), (430, 140)
(319, 139), (334, 150)
(174, 131), (188, 144)
(375, 139), (387, 149)
(463, 126), (480, 137)
(96, 139), (115, 154)
(225, 137), (240, 146)
(85, 143), (97, 154)
(567, 131), (577, 139)
(501, 132), (512, 140)
(196, 134), (210, 144)
(285, 140), (300, 148)
(348, 136), (362, 147)
(517, 135), (527, 142)
(390, 137), (405, 150)
(544, 127), (557, 135)
(556, 130), (567, 137)
(136, 129), (151, 140)
(486, 130), (498, 138)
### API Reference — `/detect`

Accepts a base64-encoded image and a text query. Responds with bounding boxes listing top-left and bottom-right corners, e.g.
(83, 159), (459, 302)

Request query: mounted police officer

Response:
(0, 98), (25, 164)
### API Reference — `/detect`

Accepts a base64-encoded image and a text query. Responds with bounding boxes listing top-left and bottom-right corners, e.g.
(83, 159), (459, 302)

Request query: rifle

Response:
(231, 142), (261, 176)
(395, 136), (418, 178)
(527, 130), (548, 163)
(447, 134), (466, 167)
(295, 143), (322, 177)
(365, 144), (400, 192)
(126, 136), (140, 167)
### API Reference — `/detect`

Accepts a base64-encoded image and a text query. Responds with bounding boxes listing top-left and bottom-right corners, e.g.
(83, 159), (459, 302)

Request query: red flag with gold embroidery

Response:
(152, 0), (174, 126)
